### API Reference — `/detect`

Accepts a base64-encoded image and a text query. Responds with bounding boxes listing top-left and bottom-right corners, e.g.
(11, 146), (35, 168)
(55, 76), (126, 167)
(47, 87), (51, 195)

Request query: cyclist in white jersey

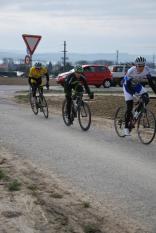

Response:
(123, 56), (156, 136)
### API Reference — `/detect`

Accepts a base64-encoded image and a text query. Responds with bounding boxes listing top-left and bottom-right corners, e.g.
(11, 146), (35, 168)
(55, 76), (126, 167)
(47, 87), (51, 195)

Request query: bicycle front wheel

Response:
(40, 96), (49, 118)
(137, 109), (156, 144)
(114, 106), (126, 137)
(78, 101), (91, 131)
(29, 93), (38, 115)
(62, 99), (72, 126)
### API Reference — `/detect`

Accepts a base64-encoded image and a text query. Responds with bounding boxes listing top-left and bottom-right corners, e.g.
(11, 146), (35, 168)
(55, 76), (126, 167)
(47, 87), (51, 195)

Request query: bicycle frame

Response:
(129, 95), (148, 131)
(62, 92), (91, 131)
(72, 94), (83, 110)
(29, 85), (48, 118)
(114, 94), (156, 144)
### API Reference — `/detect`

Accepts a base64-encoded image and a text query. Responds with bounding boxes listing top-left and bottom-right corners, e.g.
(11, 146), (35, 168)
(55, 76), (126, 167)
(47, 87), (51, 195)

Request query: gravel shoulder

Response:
(0, 146), (149, 233)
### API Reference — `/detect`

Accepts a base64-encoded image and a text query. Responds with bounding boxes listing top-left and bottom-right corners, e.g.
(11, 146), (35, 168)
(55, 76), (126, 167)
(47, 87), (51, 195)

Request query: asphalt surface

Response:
(0, 85), (156, 232)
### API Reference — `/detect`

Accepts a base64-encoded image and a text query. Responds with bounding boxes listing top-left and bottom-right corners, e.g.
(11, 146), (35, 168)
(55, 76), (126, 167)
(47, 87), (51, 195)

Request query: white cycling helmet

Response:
(135, 56), (146, 66)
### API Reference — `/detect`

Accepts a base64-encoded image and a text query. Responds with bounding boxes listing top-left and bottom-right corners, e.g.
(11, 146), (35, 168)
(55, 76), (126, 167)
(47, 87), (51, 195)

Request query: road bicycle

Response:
(62, 92), (91, 131)
(29, 85), (49, 119)
(114, 95), (156, 144)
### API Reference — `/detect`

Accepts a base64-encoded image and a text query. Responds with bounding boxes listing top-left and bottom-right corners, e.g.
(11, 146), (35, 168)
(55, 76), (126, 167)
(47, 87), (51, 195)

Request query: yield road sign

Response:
(22, 34), (42, 55)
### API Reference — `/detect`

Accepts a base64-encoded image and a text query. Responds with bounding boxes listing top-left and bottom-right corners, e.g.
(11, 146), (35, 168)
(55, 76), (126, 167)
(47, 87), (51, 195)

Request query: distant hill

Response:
(0, 50), (154, 64)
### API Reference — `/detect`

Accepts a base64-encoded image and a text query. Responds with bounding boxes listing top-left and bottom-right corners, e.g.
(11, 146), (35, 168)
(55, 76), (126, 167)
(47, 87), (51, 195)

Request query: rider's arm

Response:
(80, 75), (92, 96)
(45, 71), (49, 83)
(28, 68), (33, 86)
(147, 74), (156, 94)
(44, 72), (49, 88)
(43, 67), (49, 87)
(28, 77), (32, 86)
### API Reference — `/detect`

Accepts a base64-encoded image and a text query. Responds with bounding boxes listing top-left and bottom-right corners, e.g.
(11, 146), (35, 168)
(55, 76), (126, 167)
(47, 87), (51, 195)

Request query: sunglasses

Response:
(137, 65), (145, 68)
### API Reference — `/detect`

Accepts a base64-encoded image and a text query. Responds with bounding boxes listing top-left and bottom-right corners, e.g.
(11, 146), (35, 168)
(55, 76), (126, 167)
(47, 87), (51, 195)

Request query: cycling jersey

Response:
(28, 66), (49, 97)
(29, 66), (48, 84)
(64, 72), (91, 95)
(123, 66), (150, 101)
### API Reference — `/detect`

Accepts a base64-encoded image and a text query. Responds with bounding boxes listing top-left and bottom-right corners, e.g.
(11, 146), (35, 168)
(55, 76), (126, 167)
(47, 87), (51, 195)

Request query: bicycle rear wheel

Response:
(62, 99), (72, 126)
(137, 109), (156, 144)
(114, 106), (126, 137)
(40, 95), (49, 118)
(29, 93), (38, 115)
(78, 101), (91, 131)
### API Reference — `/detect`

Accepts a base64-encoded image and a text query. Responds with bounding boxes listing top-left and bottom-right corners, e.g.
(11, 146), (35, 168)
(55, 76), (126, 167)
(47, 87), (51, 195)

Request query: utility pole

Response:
(152, 54), (155, 68)
(62, 41), (68, 71)
(116, 50), (119, 65)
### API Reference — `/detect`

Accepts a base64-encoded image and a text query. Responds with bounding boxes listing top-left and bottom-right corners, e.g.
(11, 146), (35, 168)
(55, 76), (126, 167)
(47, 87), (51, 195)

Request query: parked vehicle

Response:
(109, 65), (156, 87)
(0, 71), (17, 77)
(56, 65), (112, 88)
(109, 64), (132, 87)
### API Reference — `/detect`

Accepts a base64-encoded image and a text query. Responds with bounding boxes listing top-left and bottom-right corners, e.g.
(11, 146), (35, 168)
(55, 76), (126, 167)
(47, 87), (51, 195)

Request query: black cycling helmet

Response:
(35, 62), (42, 69)
(135, 56), (146, 66)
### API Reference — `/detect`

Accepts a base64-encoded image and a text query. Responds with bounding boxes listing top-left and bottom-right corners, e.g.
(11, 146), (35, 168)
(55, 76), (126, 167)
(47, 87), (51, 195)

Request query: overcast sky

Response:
(0, 0), (156, 55)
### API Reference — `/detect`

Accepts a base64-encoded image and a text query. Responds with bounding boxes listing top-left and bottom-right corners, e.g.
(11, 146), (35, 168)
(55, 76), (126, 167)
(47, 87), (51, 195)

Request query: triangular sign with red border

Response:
(22, 34), (42, 55)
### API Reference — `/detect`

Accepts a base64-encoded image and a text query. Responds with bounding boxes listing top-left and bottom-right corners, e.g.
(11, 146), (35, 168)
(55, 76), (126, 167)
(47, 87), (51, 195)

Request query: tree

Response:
(75, 60), (90, 65)
(47, 62), (53, 74)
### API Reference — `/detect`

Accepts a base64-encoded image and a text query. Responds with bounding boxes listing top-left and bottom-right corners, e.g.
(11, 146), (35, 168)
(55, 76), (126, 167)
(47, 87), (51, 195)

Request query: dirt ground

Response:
(0, 80), (155, 232)
(0, 76), (57, 86)
(47, 94), (123, 119)
(0, 146), (150, 233)
(15, 92), (156, 124)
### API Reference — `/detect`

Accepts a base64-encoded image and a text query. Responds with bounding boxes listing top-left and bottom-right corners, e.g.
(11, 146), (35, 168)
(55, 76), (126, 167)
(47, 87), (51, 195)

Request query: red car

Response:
(56, 65), (112, 88)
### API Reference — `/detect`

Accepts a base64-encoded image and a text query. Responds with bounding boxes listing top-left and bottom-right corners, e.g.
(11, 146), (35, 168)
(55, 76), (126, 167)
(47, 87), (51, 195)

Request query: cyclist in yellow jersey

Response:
(28, 62), (49, 102)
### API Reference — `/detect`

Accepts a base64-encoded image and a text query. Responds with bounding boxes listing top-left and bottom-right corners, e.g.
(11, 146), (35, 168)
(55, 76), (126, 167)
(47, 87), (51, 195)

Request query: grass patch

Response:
(50, 192), (63, 199)
(84, 224), (102, 233)
(15, 95), (29, 103)
(0, 169), (9, 181)
(82, 201), (90, 208)
(27, 184), (38, 191)
(27, 184), (39, 197)
(8, 179), (21, 191)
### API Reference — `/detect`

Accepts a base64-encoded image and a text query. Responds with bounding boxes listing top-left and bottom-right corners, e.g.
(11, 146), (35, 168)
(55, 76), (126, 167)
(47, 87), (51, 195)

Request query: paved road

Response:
(0, 85), (156, 232)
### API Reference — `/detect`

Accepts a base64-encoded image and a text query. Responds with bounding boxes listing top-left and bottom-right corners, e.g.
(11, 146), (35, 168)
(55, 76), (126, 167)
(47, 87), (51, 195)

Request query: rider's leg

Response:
(125, 100), (133, 128)
(31, 83), (37, 98)
(38, 80), (43, 96)
(65, 91), (72, 121)
(123, 86), (133, 135)
(64, 81), (73, 123)
(31, 84), (37, 105)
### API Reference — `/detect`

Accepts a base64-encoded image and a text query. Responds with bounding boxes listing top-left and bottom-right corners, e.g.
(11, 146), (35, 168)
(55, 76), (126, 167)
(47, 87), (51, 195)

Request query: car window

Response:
(116, 66), (123, 72)
(83, 66), (95, 72)
(112, 67), (117, 72)
(112, 66), (123, 72)
(125, 66), (131, 72)
(96, 66), (106, 72)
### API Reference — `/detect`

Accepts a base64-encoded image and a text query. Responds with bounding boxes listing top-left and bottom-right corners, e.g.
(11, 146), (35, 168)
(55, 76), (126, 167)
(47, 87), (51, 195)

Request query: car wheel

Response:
(103, 80), (111, 88)
(95, 84), (101, 88)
